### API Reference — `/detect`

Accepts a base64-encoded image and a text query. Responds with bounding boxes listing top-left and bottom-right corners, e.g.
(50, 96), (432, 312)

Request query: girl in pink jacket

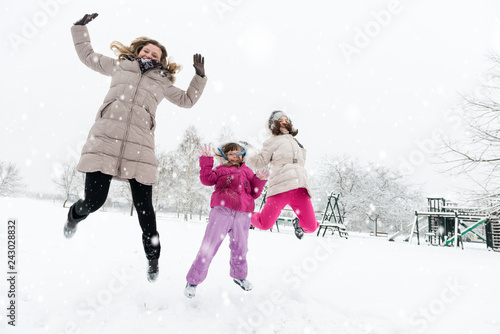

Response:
(184, 142), (268, 298)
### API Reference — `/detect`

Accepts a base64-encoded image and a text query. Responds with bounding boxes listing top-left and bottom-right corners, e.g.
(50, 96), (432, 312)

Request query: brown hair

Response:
(110, 37), (182, 83)
(215, 142), (245, 166)
(270, 120), (298, 136)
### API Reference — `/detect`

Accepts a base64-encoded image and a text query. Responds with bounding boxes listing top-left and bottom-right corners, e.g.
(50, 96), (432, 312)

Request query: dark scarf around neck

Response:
(136, 58), (164, 74)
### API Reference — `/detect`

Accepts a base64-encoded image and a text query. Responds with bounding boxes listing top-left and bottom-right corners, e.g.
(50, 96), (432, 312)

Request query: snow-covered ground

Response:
(1, 197), (500, 334)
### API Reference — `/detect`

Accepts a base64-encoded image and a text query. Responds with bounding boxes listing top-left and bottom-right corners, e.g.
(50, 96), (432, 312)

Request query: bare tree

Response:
(0, 161), (24, 197)
(52, 162), (82, 207)
(439, 53), (500, 208)
(111, 181), (134, 216)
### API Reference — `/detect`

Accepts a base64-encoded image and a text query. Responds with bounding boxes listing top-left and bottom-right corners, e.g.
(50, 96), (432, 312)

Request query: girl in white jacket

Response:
(246, 111), (319, 239)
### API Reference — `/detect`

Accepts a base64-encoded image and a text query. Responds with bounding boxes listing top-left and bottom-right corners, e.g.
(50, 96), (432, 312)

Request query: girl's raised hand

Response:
(197, 144), (213, 157)
(256, 167), (270, 180)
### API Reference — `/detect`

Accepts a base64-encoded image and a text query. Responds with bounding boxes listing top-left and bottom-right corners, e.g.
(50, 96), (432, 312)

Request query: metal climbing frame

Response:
(316, 193), (348, 238)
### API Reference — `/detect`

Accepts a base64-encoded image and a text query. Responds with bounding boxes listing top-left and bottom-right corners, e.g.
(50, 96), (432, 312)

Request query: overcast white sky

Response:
(2, 0), (500, 200)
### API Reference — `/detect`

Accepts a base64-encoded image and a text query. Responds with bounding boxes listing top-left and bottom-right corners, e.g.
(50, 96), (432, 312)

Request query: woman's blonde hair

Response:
(110, 37), (182, 83)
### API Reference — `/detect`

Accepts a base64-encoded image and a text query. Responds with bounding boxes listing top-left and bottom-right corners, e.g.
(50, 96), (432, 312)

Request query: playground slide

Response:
(444, 219), (488, 246)
(388, 216), (427, 242)
(387, 216), (427, 241)
(406, 221), (429, 243)
(388, 223), (412, 241)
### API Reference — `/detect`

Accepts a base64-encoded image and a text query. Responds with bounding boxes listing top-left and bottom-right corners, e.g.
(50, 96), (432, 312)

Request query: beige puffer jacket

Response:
(71, 25), (207, 185)
(246, 134), (311, 197)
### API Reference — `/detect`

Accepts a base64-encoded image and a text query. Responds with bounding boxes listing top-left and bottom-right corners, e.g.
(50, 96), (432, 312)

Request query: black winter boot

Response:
(64, 203), (88, 239)
(292, 217), (304, 240)
(147, 259), (159, 282)
(142, 233), (161, 282)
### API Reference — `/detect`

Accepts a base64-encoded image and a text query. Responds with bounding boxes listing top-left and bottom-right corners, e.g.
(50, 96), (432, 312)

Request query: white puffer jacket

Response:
(246, 134), (311, 197)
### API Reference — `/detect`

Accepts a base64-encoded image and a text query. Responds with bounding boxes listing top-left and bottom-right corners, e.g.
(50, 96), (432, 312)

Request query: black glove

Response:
(74, 13), (98, 26)
(193, 53), (205, 78)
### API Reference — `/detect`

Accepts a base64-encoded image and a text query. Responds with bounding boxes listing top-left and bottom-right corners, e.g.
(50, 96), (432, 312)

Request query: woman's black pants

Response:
(68, 171), (160, 259)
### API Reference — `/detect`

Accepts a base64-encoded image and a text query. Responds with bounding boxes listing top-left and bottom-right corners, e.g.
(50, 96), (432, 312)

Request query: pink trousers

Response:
(251, 188), (319, 233)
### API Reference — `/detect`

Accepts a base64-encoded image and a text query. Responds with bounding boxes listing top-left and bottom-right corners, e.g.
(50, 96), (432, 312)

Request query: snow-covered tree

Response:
(362, 163), (424, 233)
(153, 151), (179, 212)
(0, 161), (24, 197)
(217, 126), (236, 144)
(190, 186), (212, 220)
(311, 155), (424, 233)
(174, 126), (205, 221)
(311, 155), (368, 230)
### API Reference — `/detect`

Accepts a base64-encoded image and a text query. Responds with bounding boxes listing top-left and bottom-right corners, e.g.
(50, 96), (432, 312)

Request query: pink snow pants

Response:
(186, 206), (252, 286)
(252, 188), (319, 233)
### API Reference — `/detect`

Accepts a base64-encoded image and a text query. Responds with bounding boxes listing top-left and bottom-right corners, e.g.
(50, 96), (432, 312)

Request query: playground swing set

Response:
(388, 197), (500, 251)
(316, 193), (349, 238)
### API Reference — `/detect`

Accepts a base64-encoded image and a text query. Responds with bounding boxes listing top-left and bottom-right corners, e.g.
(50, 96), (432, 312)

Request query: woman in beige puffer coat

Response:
(63, 14), (207, 282)
(246, 111), (319, 239)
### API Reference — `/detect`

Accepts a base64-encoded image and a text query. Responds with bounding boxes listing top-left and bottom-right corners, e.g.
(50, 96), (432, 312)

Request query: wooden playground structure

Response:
(388, 197), (500, 251)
